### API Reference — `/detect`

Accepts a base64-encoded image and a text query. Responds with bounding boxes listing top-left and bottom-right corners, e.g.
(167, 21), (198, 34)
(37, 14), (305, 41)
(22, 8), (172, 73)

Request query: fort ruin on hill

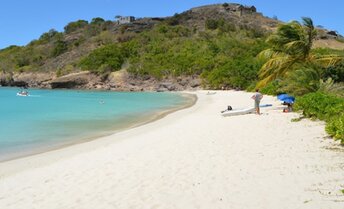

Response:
(191, 3), (257, 16)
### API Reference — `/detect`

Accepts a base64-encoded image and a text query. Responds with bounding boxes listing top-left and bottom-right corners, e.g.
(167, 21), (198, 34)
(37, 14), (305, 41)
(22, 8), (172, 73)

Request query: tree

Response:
(39, 29), (59, 42)
(257, 17), (343, 87)
(91, 17), (105, 25)
(78, 44), (125, 73)
(51, 40), (68, 57)
(64, 20), (88, 34)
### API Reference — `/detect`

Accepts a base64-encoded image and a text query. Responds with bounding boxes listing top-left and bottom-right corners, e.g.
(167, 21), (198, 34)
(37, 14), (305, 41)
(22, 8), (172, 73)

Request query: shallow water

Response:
(0, 87), (190, 161)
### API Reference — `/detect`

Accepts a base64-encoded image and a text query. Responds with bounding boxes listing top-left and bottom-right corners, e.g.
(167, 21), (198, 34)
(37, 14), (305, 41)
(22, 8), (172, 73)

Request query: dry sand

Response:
(0, 90), (343, 209)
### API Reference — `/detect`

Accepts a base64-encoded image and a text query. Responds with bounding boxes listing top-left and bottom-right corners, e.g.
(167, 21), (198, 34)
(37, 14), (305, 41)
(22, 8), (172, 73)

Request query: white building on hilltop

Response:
(117, 16), (135, 24)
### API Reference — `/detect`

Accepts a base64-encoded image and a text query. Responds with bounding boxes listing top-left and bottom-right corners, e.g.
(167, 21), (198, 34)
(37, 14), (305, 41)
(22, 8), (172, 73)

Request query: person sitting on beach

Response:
(283, 103), (293, 113)
(251, 89), (263, 115)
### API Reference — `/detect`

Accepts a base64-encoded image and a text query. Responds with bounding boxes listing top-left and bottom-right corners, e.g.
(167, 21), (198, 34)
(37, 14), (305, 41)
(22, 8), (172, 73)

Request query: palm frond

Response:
(258, 55), (298, 87)
(284, 40), (307, 55)
(257, 17), (343, 92)
(281, 67), (321, 96)
(314, 55), (344, 67)
(256, 74), (274, 88)
(302, 17), (314, 30)
(319, 79), (344, 97)
(257, 49), (281, 60)
(259, 55), (297, 78)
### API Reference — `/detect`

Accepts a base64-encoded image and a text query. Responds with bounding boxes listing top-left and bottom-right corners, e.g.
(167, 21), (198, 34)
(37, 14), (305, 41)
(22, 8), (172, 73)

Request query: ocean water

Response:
(0, 87), (191, 161)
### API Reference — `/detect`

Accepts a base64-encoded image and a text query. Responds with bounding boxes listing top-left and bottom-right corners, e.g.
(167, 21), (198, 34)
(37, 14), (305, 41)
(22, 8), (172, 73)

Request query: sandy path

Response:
(0, 91), (343, 209)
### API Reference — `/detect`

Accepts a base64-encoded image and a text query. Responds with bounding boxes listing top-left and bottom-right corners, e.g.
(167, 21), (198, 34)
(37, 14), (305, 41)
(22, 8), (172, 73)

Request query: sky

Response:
(0, 0), (343, 49)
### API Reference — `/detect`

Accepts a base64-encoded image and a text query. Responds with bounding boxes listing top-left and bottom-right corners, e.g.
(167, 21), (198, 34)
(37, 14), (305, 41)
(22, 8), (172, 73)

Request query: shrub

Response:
(206, 19), (220, 30)
(205, 19), (228, 31)
(64, 20), (88, 34)
(260, 80), (282, 95)
(16, 65), (34, 73)
(294, 92), (344, 143)
(323, 61), (344, 82)
(326, 115), (344, 143)
(56, 65), (74, 77)
(78, 44), (125, 73)
(51, 40), (68, 57)
(39, 29), (60, 42)
(165, 13), (180, 26)
(205, 57), (260, 89)
(91, 17), (105, 25)
(294, 92), (344, 120)
(96, 31), (116, 45)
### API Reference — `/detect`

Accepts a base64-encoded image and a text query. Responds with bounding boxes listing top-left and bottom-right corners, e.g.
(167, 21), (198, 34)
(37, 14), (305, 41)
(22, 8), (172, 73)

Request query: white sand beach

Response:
(0, 90), (343, 209)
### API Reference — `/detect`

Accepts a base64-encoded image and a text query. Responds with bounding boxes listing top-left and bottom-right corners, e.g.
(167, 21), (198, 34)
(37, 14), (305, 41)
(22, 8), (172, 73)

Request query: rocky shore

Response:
(0, 70), (202, 92)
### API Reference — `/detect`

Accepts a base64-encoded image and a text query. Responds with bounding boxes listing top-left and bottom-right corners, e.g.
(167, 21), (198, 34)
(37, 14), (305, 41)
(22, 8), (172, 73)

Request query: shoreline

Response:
(1, 90), (343, 209)
(0, 92), (197, 165)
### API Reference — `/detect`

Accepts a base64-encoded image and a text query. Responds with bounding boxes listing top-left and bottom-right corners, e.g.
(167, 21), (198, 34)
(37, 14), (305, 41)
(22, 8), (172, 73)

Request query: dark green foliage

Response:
(205, 19), (236, 33)
(222, 3), (229, 7)
(91, 17), (105, 25)
(164, 11), (192, 26)
(39, 29), (60, 42)
(125, 24), (267, 86)
(129, 37), (213, 78)
(86, 18), (113, 37)
(78, 44), (125, 73)
(51, 40), (68, 57)
(326, 115), (344, 143)
(0, 10), (267, 84)
(204, 57), (261, 89)
(128, 25), (211, 78)
(206, 19), (222, 30)
(0, 46), (25, 71)
(294, 92), (343, 120)
(202, 37), (267, 89)
(73, 36), (86, 47)
(260, 80), (283, 95)
(294, 92), (344, 142)
(281, 65), (322, 96)
(323, 61), (344, 82)
(64, 20), (88, 34)
(0, 45), (20, 52)
(166, 13), (180, 26)
(86, 25), (103, 37)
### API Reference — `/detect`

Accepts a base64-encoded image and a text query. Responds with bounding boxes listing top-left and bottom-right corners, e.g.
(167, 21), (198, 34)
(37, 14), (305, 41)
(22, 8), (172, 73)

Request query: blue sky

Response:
(0, 0), (343, 49)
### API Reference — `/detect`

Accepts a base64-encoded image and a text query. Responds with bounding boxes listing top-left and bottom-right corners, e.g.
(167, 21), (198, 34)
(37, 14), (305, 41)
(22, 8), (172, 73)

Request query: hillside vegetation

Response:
(0, 3), (278, 90)
(0, 3), (342, 92)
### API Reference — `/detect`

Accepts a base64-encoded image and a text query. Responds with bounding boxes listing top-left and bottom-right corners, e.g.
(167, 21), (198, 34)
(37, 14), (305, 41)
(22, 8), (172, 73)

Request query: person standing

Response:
(251, 89), (263, 115)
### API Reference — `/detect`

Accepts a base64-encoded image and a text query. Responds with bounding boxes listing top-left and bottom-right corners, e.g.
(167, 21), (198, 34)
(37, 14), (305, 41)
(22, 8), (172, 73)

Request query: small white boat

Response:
(222, 107), (255, 117)
(206, 91), (217, 95)
(17, 91), (29, 97)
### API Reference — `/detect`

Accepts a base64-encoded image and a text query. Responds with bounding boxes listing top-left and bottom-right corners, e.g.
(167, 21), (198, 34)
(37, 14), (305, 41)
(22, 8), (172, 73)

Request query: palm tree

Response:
(257, 17), (343, 88)
(281, 65), (321, 96)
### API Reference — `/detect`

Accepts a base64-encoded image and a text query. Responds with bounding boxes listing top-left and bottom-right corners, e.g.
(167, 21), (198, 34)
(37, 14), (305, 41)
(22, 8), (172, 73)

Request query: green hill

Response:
(0, 3), (342, 91)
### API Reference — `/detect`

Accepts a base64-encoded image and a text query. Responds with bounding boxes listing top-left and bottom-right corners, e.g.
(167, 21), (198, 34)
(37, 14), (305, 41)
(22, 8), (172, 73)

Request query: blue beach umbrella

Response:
(277, 94), (295, 103)
(277, 94), (289, 100)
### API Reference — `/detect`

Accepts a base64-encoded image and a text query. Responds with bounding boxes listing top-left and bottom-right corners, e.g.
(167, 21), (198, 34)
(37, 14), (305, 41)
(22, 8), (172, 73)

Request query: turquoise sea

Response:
(0, 87), (191, 161)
